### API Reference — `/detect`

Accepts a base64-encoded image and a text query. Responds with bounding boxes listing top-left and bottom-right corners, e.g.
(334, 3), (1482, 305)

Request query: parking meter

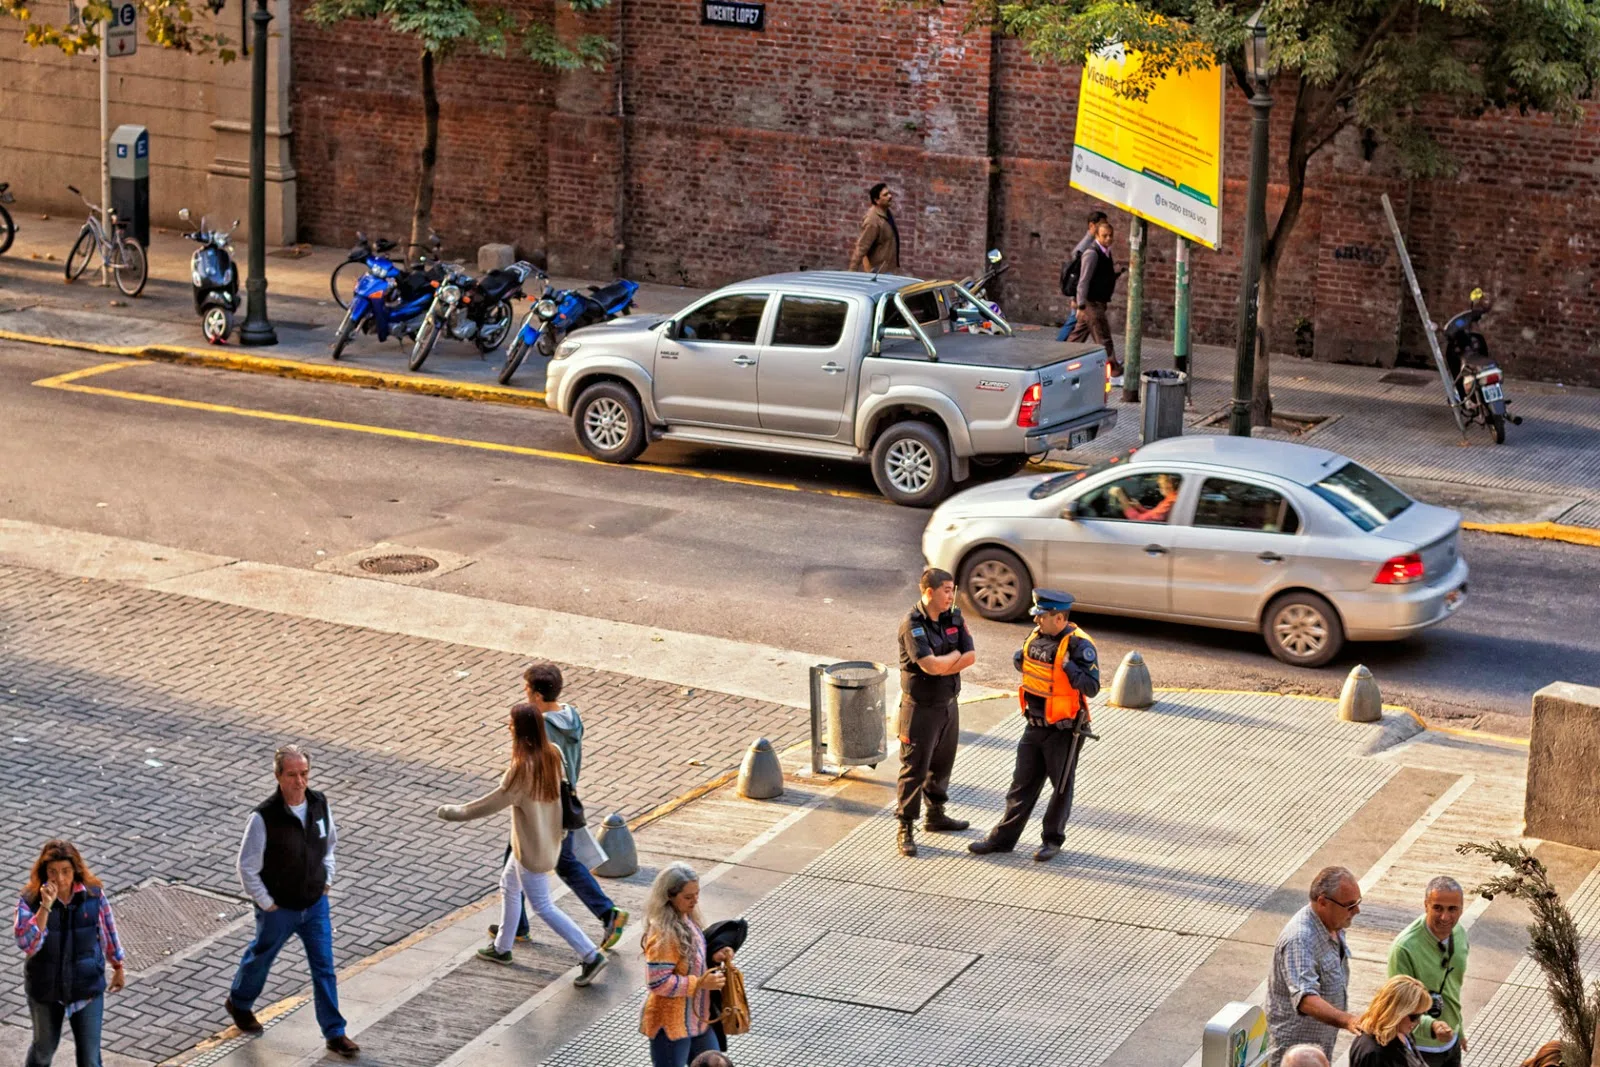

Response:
(1200, 1002), (1270, 1067)
(109, 124), (149, 248)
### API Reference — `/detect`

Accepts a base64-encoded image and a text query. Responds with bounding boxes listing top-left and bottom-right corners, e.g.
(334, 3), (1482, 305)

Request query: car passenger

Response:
(1110, 474), (1179, 522)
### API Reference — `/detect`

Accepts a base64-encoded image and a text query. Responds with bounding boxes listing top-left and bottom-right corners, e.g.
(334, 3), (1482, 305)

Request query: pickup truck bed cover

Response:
(880, 332), (1106, 371)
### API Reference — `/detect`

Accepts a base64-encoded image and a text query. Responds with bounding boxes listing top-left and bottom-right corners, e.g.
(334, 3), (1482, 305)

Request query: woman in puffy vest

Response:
(14, 840), (125, 1067)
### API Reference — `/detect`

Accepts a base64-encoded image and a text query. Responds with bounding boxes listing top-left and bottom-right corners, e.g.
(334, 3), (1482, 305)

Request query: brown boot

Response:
(896, 820), (918, 857)
(924, 806), (970, 833)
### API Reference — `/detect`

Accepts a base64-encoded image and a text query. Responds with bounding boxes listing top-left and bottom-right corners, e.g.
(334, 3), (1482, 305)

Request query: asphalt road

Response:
(3, 340), (1594, 729)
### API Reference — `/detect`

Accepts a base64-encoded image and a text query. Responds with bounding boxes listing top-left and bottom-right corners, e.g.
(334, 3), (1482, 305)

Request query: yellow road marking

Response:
(33, 361), (885, 503)
(1463, 520), (1600, 548)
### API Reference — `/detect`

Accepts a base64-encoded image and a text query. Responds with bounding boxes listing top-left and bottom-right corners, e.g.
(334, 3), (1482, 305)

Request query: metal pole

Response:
(99, 21), (110, 287)
(1228, 86), (1272, 436)
(239, 0), (278, 345)
(1174, 236), (1191, 403)
(1121, 216), (1146, 403)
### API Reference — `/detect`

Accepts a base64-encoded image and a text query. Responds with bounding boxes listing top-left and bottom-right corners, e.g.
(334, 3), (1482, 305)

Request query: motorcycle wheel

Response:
(536, 325), (558, 358)
(1488, 409), (1506, 444)
(409, 311), (441, 371)
(202, 304), (234, 344)
(330, 308), (357, 360)
(498, 336), (528, 386)
(0, 203), (14, 256)
(475, 301), (514, 353)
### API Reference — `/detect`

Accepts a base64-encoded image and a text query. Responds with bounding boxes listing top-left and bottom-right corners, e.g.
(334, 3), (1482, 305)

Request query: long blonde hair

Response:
(641, 862), (703, 959)
(1358, 974), (1433, 1045)
(504, 703), (563, 801)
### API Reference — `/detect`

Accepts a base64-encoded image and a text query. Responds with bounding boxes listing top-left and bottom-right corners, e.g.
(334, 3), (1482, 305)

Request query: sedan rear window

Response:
(1311, 462), (1412, 531)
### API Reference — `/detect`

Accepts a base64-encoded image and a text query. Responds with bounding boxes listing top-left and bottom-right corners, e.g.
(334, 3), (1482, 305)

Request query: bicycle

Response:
(0, 182), (15, 256)
(63, 184), (147, 297)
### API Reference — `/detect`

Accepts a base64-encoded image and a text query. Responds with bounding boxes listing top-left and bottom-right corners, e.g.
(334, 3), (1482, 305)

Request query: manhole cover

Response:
(358, 553), (439, 575)
(113, 883), (251, 973)
(764, 932), (978, 1012)
(1379, 371), (1432, 386)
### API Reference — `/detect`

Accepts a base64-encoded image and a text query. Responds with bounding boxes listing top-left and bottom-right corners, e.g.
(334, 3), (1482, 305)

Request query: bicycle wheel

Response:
(65, 227), (97, 281)
(0, 203), (14, 256)
(330, 259), (364, 309)
(113, 238), (147, 297)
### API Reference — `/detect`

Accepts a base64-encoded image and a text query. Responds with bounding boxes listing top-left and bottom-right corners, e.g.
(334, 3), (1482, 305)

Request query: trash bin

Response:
(1140, 368), (1187, 443)
(808, 661), (887, 773)
(109, 124), (149, 248)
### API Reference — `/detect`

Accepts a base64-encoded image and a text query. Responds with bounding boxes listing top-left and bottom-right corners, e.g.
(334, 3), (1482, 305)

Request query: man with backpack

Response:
(1066, 218), (1127, 387)
(1058, 210), (1108, 341)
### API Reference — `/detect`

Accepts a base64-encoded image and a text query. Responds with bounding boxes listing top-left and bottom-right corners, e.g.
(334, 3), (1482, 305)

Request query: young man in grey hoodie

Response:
(489, 662), (629, 949)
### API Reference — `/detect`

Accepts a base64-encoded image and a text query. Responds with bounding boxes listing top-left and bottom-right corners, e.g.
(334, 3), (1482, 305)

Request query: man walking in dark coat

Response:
(1067, 219), (1126, 385)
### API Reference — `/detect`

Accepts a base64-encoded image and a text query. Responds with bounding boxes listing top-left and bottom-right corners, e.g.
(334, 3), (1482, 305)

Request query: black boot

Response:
(897, 820), (918, 857)
(924, 805), (970, 833)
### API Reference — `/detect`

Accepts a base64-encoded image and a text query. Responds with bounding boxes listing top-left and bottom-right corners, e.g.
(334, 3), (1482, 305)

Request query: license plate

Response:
(1068, 427), (1093, 448)
(1481, 383), (1503, 402)
(1444, 586), (1465, 611)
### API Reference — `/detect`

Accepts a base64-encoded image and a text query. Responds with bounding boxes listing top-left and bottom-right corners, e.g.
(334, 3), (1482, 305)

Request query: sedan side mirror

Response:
(1060, 499), (1080, 521)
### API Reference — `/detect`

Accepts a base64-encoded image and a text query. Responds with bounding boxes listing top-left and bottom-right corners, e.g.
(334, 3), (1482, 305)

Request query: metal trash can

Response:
(1140, 369), (1187, 443)
(808, 661), (887, 774)
(109, 124), (149, 248)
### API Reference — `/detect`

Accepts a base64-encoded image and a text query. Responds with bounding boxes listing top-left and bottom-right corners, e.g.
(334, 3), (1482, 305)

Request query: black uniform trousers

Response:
(989, 721), (1085, 848)
(895, 697), (959, 823)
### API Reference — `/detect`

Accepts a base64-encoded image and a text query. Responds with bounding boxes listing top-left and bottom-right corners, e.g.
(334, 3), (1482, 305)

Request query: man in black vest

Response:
(1067, 219), (1127, 386)
(226, 744), (359, 1057)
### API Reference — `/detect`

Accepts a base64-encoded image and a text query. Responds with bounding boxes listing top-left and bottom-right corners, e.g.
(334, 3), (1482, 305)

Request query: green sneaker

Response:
(488, 923), (532, 945)
(477, 945), (514, 965)
(601, 909), (629, 951)
(574, 951), (608, 987)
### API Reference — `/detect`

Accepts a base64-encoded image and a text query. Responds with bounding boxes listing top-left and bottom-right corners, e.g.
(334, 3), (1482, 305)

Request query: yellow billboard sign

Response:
(1071, 41), (1225, 249)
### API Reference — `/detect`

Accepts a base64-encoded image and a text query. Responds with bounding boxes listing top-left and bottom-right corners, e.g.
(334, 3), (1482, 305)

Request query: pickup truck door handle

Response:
(1143, 544), (1168, 556)
(1258, 551), (1284, 563)
(732, 355), (757, 367)
(821, 362), (845, 374)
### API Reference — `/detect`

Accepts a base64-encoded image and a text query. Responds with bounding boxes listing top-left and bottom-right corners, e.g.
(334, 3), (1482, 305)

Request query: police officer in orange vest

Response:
(969, 589), (1099, 863)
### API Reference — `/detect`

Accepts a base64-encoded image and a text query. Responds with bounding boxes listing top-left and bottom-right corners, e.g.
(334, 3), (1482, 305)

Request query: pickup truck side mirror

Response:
(662, 319), (678, 339)
(1060, 499), (1080, 521)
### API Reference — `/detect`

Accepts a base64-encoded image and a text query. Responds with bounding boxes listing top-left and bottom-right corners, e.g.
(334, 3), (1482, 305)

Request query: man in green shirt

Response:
(1387, 876), (1467, 1066)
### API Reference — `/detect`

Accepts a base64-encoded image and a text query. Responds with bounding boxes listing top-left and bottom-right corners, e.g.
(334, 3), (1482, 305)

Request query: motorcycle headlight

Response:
(535, 299), (558, 321)
(440, 284), (461, 303)
(553, 340), (581, 360)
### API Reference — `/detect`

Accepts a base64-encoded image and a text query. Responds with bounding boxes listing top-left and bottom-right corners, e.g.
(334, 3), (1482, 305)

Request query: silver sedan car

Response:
(921, 436), (1469, 667)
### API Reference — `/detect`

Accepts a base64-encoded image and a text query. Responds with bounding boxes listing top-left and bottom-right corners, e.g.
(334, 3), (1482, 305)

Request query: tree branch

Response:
(1308, 1), (1411, 134)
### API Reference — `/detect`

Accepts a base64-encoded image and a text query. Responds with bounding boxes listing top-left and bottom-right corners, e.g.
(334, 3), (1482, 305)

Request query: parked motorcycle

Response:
(177, 208), (239, 344)
(407, 260), (535, 372)
(331, 231), (442, 308)
(1441, 288), (1522, 444)
(954, 249), (1009, 334)
(328, 244), (445, 360)
(0, 182), (15, 256)
(497, 276), (640, 385)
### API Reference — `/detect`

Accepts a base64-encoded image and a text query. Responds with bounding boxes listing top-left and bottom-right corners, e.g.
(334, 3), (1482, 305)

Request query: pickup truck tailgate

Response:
(1037, 344), (1109, 425)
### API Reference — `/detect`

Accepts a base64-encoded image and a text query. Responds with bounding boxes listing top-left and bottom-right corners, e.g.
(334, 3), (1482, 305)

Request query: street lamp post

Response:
(1228, 8), (1271, 436)
(238, 0), (278, 346)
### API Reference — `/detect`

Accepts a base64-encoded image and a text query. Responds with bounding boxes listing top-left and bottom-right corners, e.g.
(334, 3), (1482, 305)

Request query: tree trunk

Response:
(1251, 264), (1275, 426)
(410, 48), (439, 258)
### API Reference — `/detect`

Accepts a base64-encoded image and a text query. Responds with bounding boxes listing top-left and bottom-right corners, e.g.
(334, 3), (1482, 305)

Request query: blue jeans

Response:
(1056, 309), (1078, 341)
(25, 995), (103, 1067)
(230, 895), (346, 1039)
(510, 833), (616, 937)
(647, 1029), (718, 1067)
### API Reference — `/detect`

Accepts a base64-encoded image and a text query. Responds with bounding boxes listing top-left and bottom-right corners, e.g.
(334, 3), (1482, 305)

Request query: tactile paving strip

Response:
(543, 691), (1402, 1067)
(762, 932), (979, 1012)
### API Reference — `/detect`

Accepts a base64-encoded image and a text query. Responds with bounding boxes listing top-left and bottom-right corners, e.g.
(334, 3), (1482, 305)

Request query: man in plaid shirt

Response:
(1267, 866), (1363, 1065)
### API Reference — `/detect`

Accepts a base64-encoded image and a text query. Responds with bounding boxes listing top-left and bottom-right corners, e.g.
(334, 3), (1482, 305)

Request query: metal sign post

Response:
(100, 18), (110, 285)
(1381, 193), (1464, 427)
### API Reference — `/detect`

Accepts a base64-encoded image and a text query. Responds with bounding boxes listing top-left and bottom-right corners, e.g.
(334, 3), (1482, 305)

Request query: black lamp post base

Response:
(239, 279), (277, 346)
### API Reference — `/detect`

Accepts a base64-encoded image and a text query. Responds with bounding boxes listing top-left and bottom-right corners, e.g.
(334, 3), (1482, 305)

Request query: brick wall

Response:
(289, 1), (1600, 385)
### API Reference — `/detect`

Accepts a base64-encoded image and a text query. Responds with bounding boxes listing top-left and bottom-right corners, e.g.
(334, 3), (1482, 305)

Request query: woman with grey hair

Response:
(639, 863), (726, 1067)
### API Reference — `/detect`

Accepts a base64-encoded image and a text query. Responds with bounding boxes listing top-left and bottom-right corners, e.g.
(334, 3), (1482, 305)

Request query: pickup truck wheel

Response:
(970, 455), (1030, 481)
(959, 547), (1033, 622)
(573, 381), (647, 463)
(871, 422), (953, 507)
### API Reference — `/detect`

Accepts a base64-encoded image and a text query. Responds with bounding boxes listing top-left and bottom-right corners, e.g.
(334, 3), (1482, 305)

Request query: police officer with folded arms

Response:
(894, 567), (976, 858)
(970, 589), (1098, 863)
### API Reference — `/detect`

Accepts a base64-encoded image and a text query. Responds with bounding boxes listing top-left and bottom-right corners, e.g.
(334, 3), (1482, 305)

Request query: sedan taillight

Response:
(1017, 382), (1042, 428)
(1373, 553), (1425, 585)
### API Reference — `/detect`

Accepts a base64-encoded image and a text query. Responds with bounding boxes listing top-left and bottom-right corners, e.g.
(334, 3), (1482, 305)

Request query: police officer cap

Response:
(1029, 589), (1075, 616)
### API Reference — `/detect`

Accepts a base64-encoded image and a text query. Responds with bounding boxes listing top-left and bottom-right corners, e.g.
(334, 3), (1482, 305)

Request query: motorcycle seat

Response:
(588, 280), (635, 308)
(479, 270), (522, 301)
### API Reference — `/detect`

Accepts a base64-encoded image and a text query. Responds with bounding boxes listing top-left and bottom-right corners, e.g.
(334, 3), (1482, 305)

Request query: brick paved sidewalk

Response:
(0, 563), (805, 1063)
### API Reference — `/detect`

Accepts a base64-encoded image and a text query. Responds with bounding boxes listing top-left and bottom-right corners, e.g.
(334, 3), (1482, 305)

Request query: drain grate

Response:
(112, 883), (251, 973)
(358, 553), (440, 576)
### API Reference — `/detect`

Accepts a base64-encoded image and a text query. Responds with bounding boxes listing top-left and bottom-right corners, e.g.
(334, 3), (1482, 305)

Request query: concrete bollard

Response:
(1107, 651), (1154, 709)
(477, 243), (516, 272)
(1525, 681), (1600, 851)
(593, 813), (638, 878)
(1337, 665), (1383, 723)
(738, 737), (785, 799)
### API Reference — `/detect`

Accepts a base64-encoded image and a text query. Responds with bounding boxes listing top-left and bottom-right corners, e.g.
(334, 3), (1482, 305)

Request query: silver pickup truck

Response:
(545, 271), (1118, 506)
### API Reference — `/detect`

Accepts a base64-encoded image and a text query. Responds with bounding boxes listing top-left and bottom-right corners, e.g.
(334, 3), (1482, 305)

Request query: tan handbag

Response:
(716, 961), (750, 1036)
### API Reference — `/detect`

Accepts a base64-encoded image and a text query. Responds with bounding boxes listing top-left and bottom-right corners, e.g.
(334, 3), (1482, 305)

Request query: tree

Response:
(974, 0), (1600, 425)
(3, 1), (234, 58)
(1460, 840), (1600, 1067)
(306, 0), (613, 255)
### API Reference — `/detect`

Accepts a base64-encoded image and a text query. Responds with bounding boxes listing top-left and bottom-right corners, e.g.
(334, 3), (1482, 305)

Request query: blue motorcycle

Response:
(329, 244), (445, 360)
(497, 277), (640, 384)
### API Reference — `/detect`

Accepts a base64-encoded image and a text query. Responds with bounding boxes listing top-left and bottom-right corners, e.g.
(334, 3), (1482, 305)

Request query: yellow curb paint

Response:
(33, 362), (885, 504)
(0, 328), (550, 408)
(1463, 520), (1600, 549)
(1155, 686), (1529, 746)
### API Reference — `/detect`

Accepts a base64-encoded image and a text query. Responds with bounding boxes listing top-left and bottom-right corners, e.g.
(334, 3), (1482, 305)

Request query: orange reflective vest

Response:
(1018, 626), (1095, 724)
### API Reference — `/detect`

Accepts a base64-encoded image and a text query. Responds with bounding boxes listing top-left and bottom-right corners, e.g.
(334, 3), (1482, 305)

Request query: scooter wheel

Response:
(202, 305), (234, 345)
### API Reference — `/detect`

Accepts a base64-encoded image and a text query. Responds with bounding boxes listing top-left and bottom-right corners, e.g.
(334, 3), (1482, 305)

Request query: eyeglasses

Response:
(1406, 1013), (1424, 1023)
(1325, 894), (1362, 912)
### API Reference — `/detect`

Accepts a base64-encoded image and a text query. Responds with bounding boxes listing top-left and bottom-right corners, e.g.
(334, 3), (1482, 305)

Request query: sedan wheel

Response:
(958, 547), (1034, 622)
(1263, 591), (1345, 668)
